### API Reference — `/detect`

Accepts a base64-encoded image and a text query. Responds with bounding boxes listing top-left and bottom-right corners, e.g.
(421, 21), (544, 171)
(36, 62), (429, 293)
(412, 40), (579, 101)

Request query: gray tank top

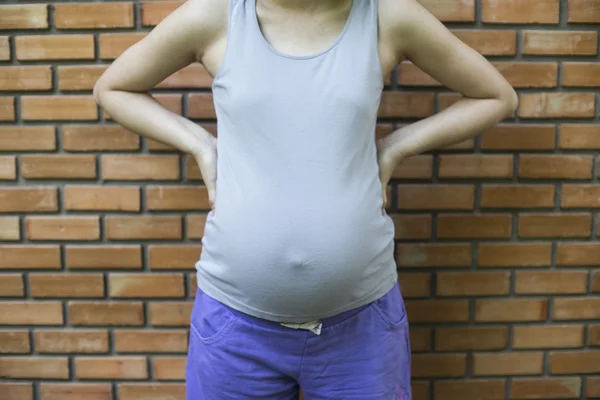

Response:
(195, 0), (398, 323)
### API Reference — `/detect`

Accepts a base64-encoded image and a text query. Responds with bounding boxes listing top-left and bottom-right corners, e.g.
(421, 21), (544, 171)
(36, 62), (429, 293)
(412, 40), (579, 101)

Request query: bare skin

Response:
(94, 0), (518, 209)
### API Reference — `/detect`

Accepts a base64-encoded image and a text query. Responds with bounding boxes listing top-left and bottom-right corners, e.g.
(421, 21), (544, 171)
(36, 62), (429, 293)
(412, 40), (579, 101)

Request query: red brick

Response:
(35, 330), (109, 354)
(437, 214), (512, 239)
(69, 301), (144, 326)
(55, 3), (133, 29)
(511, 378), (581, 399)
(0, 273), (23, 297)
(523, 31), (598, 55)
(147, 186), (210, 211)
(0, 37), (9, 60)
(550, 351), (600, 374)
(588, 377), (600, 397)
(152, 357), (186, 380)
(434, 380), (506, 400)
(513, 325), (585, 349)
(557, 242), (600, 266)
(412, 354), (467, 378)
(563, 62), (600, 87)
(109, 273), (184, 298)
(378, 92), (434, 118)
(101, 155), (179, 181)
(437, 272), (509, 297)
(482, 0), (558, 23)
(186, 215), (207, 239)
(26, 216), (100, 241)
(75, 357), (148, 380)
(0, 66), (52, 91)
(65, 185), (140, 212)
(0, 5), (48, 29)
(0, 96), (15, 120)
(142, 2), (184, 26)
(478, 243), (551, 268)
(99, 33), (146, 59)
(452, 30), (517, 55)
(473, 352), (543, 376)
(148, 301), (193, 327)
(0, 126), (56, 151)
(409, 328), (431, 352)
(591, 325), (600, 345)
(0, 302), (63, 325)
(435, 327), (508, 351)
(560, 124), (600, 149)
(118, 383), (185, 400)
(392, 215), (431, 240)
(405, 300), (469, 323)
(518, 213), (591, 238)
(0, 357), (68, 379)
(20, 155), (95, 179)
(476, 299), (548, 322)
(519, 155), (593, 179)
(0, 156), (15, 180)
(159, 63), (213, 89)
(519, 93), (595, 118)
(391, 155), (433, 179)
(494, 62), (558, 88)
(30, 273), (104, 298)
(561, 185), (600, 208)
(16, 35), (94, 60)
(418, 0), (475, 21)
(397, 243), (471, 267)
(22, 96), (98, 121)
(397, 184), (474, 210)
(553, 298), (600, 320)
(58, 65), (106, 91)
(593, 272), (600, 293)
(114, 329), (188, 353)
(40, 383), (112, 400)
(0, 330), (30, 353)
(398, 62), (440, 86)
(149, 245), (201, 270)
(106, 216), (182, 240)
(62, 125), (139, 151)
(439, 155), (513, 179)
(568, 0), (600, 22)
(66, 245), (142, 270)
(481, 184), (554, 209)
(398, 272), (431, 298)
(516, 271), (588, 295)
(0, 245), (60, 269)
(481, 124), (556, 150)
(0, 383), (33, 400)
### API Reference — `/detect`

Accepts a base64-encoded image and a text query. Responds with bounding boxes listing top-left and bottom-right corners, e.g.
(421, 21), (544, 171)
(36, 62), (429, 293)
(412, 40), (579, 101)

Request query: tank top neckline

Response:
(250, 0), (358, 60)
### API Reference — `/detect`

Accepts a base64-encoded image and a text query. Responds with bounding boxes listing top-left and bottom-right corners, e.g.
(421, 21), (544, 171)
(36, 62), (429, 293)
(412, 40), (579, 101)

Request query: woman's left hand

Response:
(376, 137), (399, 211)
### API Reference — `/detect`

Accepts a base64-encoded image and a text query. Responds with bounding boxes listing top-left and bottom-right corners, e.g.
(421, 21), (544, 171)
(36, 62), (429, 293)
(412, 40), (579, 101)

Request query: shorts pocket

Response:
(372, 283), (407, 328)
(190, 289), (238, 345)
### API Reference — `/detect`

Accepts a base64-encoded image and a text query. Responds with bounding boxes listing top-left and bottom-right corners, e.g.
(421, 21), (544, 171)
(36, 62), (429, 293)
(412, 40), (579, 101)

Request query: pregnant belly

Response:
(196, 196), (396, 320)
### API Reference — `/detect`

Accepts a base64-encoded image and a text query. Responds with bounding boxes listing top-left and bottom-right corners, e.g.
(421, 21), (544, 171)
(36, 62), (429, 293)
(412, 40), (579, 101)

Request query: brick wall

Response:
(0, 1), (599, 399)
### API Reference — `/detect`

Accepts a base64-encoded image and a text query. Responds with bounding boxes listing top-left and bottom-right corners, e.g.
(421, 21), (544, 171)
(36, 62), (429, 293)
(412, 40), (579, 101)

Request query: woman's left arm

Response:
(376, 0), (518, 205)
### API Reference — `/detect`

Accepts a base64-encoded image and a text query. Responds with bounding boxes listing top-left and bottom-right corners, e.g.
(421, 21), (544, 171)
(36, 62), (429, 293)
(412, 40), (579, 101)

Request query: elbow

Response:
(500, 86), (519, 118)
(92, 81), (106, 107)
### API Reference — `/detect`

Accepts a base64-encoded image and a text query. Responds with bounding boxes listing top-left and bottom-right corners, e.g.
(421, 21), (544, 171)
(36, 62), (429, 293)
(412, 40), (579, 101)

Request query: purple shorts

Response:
(186, 281), (412, 399)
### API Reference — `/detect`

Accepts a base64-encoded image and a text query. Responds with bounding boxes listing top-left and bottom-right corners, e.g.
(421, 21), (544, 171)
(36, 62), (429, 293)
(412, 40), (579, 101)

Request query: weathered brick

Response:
(522, 31), (598, 55)
(101, 155), (180, 181)
(473, 353), (544, 376)
(147, 186), (210, 210)
(511, 378), (581, 399)
(66, 245), (142, 270)
(75, 356), (148, 379)
(0, 302), (63, 325)
(482, 0), (559, 23)
(54, 3), (133, 29)
(0, 245), (60, 269)
(0, 5), (48, 29)
(99, 33), (146, 59)
(560, 124), (600, 149)
(106, 216), (182, 240)
(69, 301), (144, 326)
(0, 357), (68, 379)
(62, 125), (139, 151)
(437, 214), (511, 239)
(64, 185), (140, 211)
(26, 216), (100, 241)
(519, 155), (593, 179)
(30, 273), (104, 298)
(439, 155), (513, 179)
(149, 245), (201, 270)
(0, 330), (29, 353)
(397, 243), (471, 267)
(0, 66), (52, 91)
(16, 35), (94, 60)
(513, 325), (585, 349)
(518, 213), (591, 238)
(35, 330), (109, 354)
(109, 273), (184, 298)
(435, 327), (508, 351)
(515, 271), (588, 294)
(39, 383), (112, 400)
(481, 124), (555, 150)
(519, 93), (595, 118)
(405, 300), (469, 323)
(114, 330), (188, 353)
(476, 299), (548, 322)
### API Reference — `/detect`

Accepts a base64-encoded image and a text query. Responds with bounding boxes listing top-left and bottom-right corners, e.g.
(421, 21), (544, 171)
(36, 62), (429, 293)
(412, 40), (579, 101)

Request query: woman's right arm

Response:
(93, 0), (226, 207)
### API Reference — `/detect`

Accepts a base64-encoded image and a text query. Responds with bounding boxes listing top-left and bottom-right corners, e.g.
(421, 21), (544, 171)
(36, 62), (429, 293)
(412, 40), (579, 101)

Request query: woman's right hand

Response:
(193, 135), (218, 211)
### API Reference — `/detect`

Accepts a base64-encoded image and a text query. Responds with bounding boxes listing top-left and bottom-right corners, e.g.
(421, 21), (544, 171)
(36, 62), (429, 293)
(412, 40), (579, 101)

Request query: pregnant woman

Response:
(94, 0), (517, 398)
